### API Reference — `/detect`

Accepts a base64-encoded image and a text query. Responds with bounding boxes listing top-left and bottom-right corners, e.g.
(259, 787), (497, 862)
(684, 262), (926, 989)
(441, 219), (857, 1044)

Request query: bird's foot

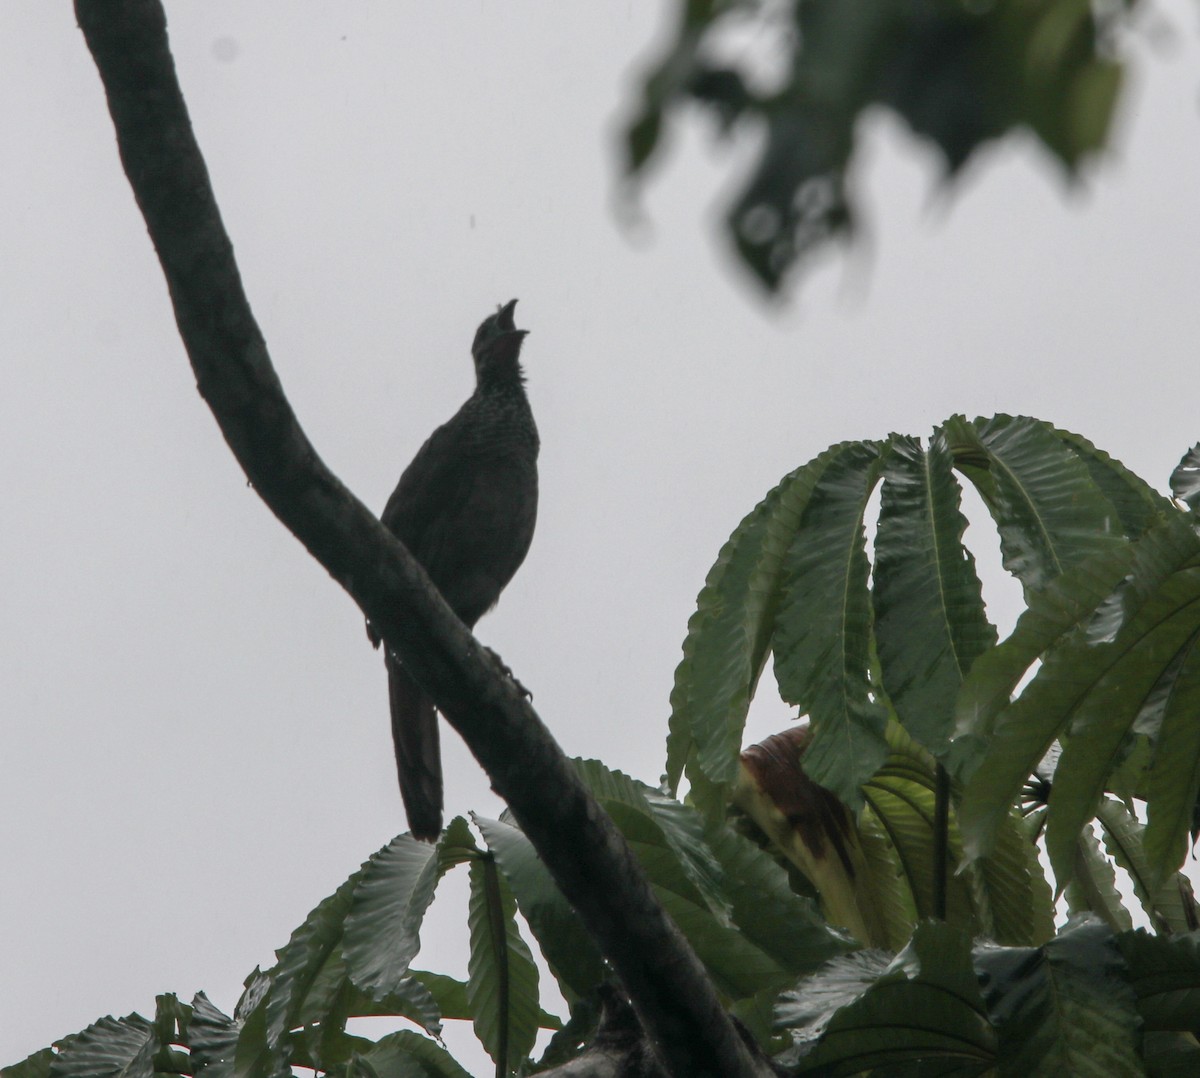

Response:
(484, 647), (533, 701)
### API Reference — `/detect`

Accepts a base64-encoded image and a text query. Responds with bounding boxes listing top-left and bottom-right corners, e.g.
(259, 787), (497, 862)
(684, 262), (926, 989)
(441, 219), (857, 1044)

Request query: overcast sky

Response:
(4, 2), (1200, 1071)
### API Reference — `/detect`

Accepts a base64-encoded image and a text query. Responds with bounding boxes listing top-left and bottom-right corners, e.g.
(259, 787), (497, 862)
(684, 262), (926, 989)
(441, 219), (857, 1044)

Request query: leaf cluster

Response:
(624, 0), (1131, 290)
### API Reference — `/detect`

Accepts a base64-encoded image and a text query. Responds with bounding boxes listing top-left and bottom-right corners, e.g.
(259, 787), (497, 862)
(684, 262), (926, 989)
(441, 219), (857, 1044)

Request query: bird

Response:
(370, 298), (539, 840)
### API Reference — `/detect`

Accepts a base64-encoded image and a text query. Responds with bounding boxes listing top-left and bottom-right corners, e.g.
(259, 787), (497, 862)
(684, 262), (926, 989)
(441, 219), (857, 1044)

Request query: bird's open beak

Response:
(497, 298), (519, 332)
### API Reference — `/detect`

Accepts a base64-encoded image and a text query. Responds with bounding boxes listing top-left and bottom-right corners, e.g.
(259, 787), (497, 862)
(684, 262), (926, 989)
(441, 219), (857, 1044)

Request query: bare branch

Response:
(72, 2), (773, 1075)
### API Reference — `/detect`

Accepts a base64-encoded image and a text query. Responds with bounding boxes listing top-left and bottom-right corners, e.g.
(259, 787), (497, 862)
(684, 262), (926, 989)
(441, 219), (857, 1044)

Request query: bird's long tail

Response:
(385, 652), (443, 841)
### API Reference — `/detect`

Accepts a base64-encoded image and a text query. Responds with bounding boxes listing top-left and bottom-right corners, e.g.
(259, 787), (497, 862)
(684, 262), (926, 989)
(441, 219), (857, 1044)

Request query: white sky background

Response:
(3, 0), (1200, 1070)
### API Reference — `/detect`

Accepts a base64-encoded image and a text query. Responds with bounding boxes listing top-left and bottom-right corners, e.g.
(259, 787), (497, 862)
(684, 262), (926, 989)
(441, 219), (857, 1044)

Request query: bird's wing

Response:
(382, 418), (537, 627)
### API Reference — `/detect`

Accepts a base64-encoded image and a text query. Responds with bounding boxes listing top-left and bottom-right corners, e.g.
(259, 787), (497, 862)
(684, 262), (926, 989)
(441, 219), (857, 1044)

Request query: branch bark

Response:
(73, 3), (771, 1076)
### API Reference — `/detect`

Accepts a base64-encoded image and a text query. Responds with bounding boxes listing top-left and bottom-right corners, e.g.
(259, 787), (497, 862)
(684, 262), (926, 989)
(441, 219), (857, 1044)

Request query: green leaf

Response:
(49, 1016), (156, 1078)
(1040, 521), (1200, 889)
(1096, 798), (1199, 936)
(976, 917), (1142, 1077)
(345, 1030), (472, 1078)
(300, 950), (443, 1036)
(952, 543), (1135, 781)
(343, 820), (477, 1000)
(873, 431), (996, 755)
(465, 859), (540, 1073)
(1170, 445), (1200, 511)
(265, 872), (359, 1048)
(955, 519), (1200, 868)
(574, 758), (732, 925)
(947, 414), (1124, 595)
(188, 994), (238, 1078)
(1055, 426), (1171, 539)
(473, 815), (605, 1001)
(772, 440), (889, 807)
(668, 445), (856, 803)
(1116, 929), (1200, 1035)
(407, 972), (471, 1022)
(699, 817), (851, 975)
(3, 1049), (56, 1078)
(784, 922), (995, 1075)
(651, 885), (791, 1000)
(230, 970), (281, 1078)
(1064, 824), (1135, 934)
(625, 2), (1127, 291)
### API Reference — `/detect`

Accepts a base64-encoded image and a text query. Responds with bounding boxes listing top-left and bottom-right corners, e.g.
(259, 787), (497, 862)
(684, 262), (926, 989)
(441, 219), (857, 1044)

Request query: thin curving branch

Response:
(72, 3), (772, 1076)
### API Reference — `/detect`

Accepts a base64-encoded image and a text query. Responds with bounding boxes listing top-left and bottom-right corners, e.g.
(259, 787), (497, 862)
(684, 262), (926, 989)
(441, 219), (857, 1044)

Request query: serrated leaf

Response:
(874, 431), (996, 755)
(700, 815), (850, 974)
(1116, 929), (1200, 1035)
(346, 1030), (471, 1078)
(1039, 523), (1200, 889)
(49, 1016), (155, 1078)
(668, 445), (855, 802)
(786, 922), (995, 1075)
(651, 885), (790, 1000)
(265, 873), (359, 1046)
(948, 415), (1124, 595)
(1065, 824), (1135, 933)
(188, 994), (238, 1078)
(465, 859), (540, 1073)
(772, 440), (889, 807)
(976, 917), (1142, 1077)
(473, 816), (605, 1001)
(1055, 427), (1171, 538)
(343, 821), (477, 1001)
(1096, 798), (1198, 935)
(952, 544), (1135, 777)
(3, 1049), (56, 1078)
(956, 520), (1200, 869)
(574, 757), (732, 925)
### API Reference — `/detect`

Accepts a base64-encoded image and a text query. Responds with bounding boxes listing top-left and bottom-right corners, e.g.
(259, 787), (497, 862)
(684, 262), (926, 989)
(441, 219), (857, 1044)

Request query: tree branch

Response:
(72, 3), (772, 1076)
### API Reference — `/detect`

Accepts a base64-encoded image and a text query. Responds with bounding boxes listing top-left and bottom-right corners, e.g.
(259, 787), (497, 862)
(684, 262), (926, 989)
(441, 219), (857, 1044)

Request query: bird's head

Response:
(471, 298), (528, 385)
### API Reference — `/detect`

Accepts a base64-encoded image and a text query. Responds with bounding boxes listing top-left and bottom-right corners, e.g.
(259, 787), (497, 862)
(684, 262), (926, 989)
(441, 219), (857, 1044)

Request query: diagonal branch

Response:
(72, 3), (772, 1076)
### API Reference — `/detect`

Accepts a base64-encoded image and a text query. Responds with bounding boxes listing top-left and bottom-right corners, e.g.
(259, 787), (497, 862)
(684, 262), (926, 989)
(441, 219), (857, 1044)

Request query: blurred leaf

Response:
(625, 0), (1126, 291)
(465, 858), (541, 1073)
(975, 917), (1141, 1077)
(773, 440), (889, 807)
(873, 431), (996, 755)
(301, 950), (443, 1037)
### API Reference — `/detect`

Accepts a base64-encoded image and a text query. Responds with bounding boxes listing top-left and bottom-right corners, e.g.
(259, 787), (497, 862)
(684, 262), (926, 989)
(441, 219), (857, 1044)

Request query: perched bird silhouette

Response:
(371, 299), (539, 840)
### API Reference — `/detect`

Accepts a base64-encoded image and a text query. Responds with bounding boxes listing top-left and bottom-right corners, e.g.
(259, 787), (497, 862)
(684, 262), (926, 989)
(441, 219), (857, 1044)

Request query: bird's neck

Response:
(474, 356), (526, 395)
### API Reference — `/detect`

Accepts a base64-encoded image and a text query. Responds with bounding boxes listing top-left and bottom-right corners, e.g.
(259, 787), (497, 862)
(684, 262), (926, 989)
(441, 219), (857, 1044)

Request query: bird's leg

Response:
(484, 646), (533, 701)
